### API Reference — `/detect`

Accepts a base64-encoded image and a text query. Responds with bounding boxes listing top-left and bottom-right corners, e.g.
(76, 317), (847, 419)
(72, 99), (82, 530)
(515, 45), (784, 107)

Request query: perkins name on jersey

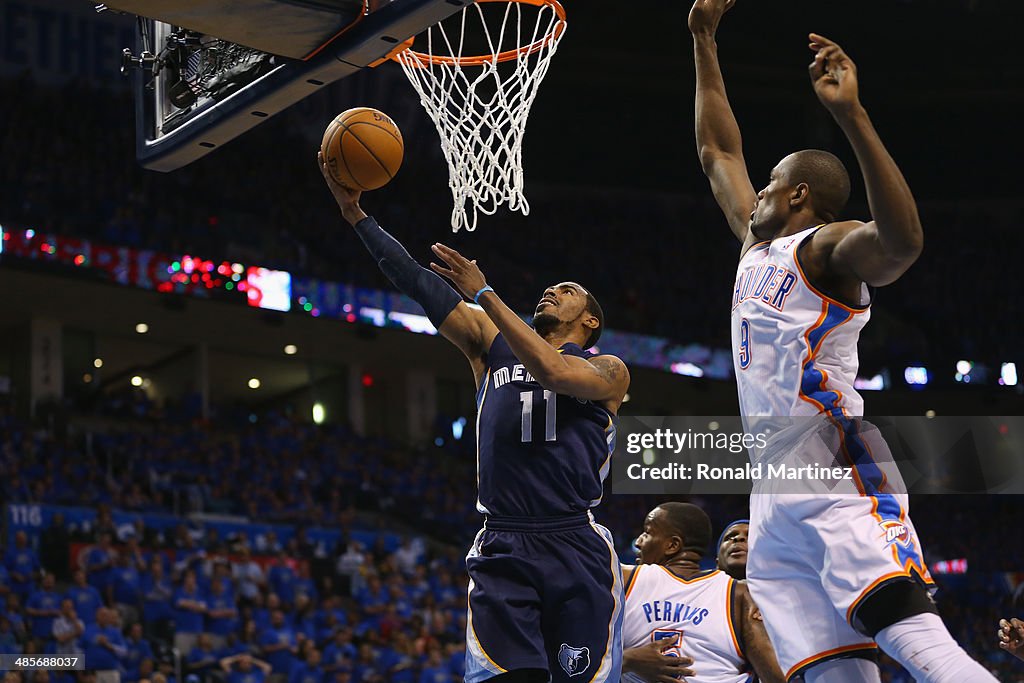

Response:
(639, 599), (710, 626)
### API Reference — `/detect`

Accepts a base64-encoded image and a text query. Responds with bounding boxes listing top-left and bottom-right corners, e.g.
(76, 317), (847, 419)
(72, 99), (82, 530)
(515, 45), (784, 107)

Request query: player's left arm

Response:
(430, 243), (629, 404)
(808, 34), (923, 287)
(735, 582), (785, 683)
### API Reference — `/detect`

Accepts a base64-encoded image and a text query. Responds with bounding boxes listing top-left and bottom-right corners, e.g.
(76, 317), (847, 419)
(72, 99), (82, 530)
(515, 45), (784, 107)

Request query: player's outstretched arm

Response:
(319, 153), (497, 379)
(807, 35), (923, 286)
(999, 618), (1024, 661)
(622, 634), (695, 683)
(430, 244), (629, 407)
(689, 0), (757, 245)
(735, 583), (785, 683)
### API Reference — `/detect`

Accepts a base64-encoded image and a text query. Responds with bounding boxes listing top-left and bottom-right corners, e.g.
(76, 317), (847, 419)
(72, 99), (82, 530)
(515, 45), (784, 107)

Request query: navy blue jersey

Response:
(474, 334), (617, 517)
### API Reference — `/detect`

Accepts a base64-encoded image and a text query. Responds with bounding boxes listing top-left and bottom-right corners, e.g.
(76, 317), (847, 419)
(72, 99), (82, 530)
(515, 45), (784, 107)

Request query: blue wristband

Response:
(474, 285), (494, 304)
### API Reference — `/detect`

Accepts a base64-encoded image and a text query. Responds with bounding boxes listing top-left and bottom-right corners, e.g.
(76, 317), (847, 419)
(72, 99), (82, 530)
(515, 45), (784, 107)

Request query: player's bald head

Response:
(779, 149), (851, 222)
(655, 502), (712, 559)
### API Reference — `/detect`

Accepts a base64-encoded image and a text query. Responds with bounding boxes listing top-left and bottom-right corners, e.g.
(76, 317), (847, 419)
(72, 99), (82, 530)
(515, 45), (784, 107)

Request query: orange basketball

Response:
(321, 107), (404, 191)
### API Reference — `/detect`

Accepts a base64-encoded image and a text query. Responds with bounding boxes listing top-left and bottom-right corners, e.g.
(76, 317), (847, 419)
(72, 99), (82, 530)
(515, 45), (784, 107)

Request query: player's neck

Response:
(538, 330), (581, 350)
(776, 212), (829, 240)
(662, 558), (703, 579)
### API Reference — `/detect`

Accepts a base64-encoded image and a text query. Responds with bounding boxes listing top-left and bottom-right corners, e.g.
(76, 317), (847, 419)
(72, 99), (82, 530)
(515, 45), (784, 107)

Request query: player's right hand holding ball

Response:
(318, 151), (366, 226)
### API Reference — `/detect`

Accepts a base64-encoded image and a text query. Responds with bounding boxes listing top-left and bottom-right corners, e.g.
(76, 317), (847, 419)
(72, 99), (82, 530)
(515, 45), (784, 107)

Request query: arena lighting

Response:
(708, 421), (720, 431)
(931, 558), (968, 575)
(642, 449), (656, 465)
(312, 403), (325, 425)
(903, 366), (929, 386)
(135, 323), (149, 334)
(452, 417), (467, 440)
(622, 393), (631, 403)
(248, 378), (261, 389)
(1000, 363), (1018, 386)
(130, 375), (143, 387)
(854, 374), (885, 391)
(669, 362), (704, 378)
(925, 410), (936, 418)
(283, 344), (298, 355)
(954, 359), (974, 383)
(93, 358), (104, 368)
(83, 374), (92, 383)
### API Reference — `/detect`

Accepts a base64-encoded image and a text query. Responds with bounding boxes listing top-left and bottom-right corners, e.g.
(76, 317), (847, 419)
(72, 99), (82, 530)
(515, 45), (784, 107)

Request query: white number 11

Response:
(520, 390), (557, 442)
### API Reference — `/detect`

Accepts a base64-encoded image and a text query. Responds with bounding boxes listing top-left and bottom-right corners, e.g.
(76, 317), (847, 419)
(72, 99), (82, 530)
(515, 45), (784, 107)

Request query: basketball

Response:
(320, 107), (404, 191)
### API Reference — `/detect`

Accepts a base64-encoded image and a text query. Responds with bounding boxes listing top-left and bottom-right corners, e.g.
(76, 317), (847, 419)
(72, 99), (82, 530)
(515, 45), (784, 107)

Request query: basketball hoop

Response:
(392, 0), (567, 232)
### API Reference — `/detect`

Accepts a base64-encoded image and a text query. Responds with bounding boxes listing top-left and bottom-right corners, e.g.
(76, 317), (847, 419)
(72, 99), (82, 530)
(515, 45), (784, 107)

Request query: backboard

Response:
(120, 0), (471, 171)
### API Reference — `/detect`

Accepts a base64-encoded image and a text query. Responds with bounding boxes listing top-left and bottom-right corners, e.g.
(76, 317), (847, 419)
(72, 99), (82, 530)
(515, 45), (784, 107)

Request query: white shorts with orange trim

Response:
(747, 488), (934, 681)
(745, 414), (935, 679)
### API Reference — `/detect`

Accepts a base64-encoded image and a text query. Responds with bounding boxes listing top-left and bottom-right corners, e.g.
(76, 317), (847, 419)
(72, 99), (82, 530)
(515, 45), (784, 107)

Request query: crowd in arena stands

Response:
(1, 76), (1020, 365)
(2, 398), (1023, 680)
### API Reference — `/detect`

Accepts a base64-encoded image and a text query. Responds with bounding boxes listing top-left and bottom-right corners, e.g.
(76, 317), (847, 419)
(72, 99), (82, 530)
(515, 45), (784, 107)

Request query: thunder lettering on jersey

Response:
(622, 566), (748, 683)
(475, 334), (616, 517)
(731, 226), (870, 424)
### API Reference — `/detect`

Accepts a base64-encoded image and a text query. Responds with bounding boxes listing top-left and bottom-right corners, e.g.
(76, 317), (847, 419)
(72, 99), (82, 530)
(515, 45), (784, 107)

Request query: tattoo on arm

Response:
(591, 356), (624, 386)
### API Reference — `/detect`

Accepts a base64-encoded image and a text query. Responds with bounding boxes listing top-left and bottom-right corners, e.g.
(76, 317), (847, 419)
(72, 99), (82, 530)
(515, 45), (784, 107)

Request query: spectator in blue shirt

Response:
(173, 570), (208, 655)
(268, 553), (297, 607)
(5, 531), (40, 599)
(205, 578), (239, 650)
(221, 653), (273, 683)
(83, 533), (116, 598)
(25, 573), (62, 644)
(3, 593), (27, 641)
(378, 636), (416, 683)
(65, 570), (103, 627)
(187, 632), (222, 681)
(292, 562), (317, 606)
(418, 649), (448, 683)
(288, 648), (325, 683)
(122, 621), (155, 682)
(82, 607), (127, 675)
(111, 552), (144, 623)
(445, 643), (465, 681)
(351, 643), (381, 683)
(0, 615), (19, 652)
(141, 556), (174, 632)
(322, 628), (356, 675)
(252, 593), (276, 634)
(259, 609), (298, 677)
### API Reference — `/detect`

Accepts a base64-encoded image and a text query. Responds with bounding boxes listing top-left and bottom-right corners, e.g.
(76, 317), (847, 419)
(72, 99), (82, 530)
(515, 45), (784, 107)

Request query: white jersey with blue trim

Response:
(621, 566), (750, 683)
(731, 225), (870, 441)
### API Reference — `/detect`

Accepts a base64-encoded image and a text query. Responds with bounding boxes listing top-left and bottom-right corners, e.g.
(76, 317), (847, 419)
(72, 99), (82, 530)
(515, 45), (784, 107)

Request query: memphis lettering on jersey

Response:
(492, 363), (536, 389)
(732, 262), (797, 311)
(640, 599), (709, 626)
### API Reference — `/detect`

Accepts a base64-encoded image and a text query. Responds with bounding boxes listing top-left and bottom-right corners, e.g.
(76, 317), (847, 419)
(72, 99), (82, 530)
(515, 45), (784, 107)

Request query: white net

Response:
(394, 0), (566, 232)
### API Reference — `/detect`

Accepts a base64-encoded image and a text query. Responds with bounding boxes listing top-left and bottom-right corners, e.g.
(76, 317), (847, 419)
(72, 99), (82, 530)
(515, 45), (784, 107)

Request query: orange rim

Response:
(392, 0), (566, 68)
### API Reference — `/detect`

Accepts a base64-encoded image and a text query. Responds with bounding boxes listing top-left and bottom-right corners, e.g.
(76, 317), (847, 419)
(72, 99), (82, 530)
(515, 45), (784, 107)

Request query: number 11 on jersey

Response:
(520, 390), (557, 442)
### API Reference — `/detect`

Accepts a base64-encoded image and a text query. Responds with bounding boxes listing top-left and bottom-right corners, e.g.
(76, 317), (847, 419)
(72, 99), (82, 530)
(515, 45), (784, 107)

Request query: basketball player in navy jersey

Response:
(319, 153), (629, 683)
(689, 1), (996, 681)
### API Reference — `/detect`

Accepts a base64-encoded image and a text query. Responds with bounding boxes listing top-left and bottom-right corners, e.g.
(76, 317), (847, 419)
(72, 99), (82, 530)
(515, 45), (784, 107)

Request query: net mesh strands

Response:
(394, 0), (566, 232)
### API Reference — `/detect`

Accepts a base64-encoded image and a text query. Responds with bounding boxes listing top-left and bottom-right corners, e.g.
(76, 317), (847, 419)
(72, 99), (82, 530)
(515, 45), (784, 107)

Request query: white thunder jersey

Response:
(622, 566), (749, 683)
(731, 226), (870, 443)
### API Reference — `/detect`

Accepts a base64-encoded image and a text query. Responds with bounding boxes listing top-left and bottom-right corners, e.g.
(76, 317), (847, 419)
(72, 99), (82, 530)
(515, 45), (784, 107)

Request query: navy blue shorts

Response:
(465, 513), (624, 682)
